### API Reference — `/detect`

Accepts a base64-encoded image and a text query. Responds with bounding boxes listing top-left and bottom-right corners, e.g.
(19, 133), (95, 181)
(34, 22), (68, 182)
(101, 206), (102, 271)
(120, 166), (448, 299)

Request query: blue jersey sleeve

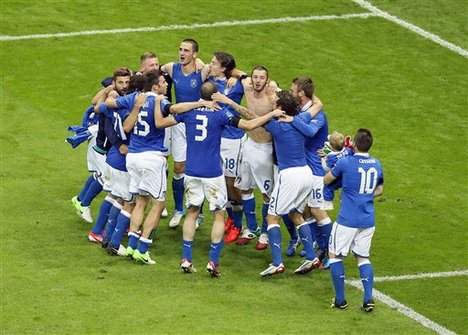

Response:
(331, 157), (346, 179)
(116, 93), (135, 110)
(264, 119), (280, 134)
(173, 113), (185, 124)
(292, 112), (322, 137)
(98, 103), (114, 119)
(160, 99), (172, 117)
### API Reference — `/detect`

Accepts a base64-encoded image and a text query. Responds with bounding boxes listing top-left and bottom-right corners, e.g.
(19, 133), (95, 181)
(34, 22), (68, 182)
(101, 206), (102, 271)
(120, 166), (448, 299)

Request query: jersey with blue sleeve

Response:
(265, 120), (307, 171)
(325, 147), (354, 171)
(208, 77), (245, 140)
(172, 62), (203, 103)
(331, 153), (384, 228)
(128, 93), (171, 153)
(293, 110), (329, 176)
(174, 107), (236, 178)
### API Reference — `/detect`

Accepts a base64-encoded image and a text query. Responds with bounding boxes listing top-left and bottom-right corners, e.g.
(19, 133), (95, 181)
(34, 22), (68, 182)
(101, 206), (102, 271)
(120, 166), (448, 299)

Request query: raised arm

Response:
(237, 109), (284, 131)
(123, 93), (147, 133)
(212, 92), (257, 119)
(305, 95), (323, 118)
(169, 100), (219, 114)
(91, 85), (114, 105)
(160, 62), (174, 78)
(155, 95), (178, 129)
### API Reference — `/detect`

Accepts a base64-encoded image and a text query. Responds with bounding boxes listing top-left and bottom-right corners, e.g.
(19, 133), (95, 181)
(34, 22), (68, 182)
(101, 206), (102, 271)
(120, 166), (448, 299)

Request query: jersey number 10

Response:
(358, 167), (378, 194)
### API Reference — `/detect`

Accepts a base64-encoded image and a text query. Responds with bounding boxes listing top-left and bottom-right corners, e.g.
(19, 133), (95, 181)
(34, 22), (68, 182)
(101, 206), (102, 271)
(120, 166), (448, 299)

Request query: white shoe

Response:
(117, 244), (127, 257)
(323, 201), (334, 211)
(80, 206), (93, 223)
(161, 207), (168, 218)
(260, 263), (285, 277)
(169, 211), (185, 228)
(180, 259), (197, 273)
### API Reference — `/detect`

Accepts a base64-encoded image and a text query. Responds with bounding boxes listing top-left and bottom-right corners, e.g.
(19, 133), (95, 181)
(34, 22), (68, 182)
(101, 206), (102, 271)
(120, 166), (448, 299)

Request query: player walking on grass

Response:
(155, 81), (284, 276)
(324, 128), (383, 312)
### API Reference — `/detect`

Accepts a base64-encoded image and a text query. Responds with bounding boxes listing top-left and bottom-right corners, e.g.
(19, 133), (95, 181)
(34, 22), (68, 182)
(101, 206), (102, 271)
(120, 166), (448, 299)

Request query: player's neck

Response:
(181, 60), (195, 74)
(355, 150), (369, 156)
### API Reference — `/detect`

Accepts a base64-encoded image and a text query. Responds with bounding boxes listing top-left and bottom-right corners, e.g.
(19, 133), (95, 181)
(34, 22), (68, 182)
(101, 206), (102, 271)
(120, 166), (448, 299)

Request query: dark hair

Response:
(199, 81), (218, 101)
(292, 77), (315, 98)
(128, 74), (145, 92)
(113, 67), (132, 80)
(143, 70), (162, 92)
(251, 65), (269, 79)
(276, 91), (300, 116)
(182, 38), (199, 52)
(214, 51), (236, 78)
(140, 52), (157, 63)
(354, 128), (373, 152)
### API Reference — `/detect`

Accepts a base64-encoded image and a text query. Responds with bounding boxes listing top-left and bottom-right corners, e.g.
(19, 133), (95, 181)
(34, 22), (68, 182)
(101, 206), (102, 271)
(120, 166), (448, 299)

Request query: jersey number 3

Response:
(195, 115), (208, 142)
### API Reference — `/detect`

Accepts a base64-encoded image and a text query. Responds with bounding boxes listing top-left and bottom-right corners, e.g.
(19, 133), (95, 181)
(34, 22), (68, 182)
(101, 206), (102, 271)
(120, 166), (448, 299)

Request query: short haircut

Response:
(329, 132), (345, 151)
(276, 91), (300, 116)
(354, 128), (373, 152)
(251, 65), (269, 79)
(128, 74), (145, 92)
(113, 67), (132, 80)
(182, 38), (199, 52)
(143, 69), (162, 92)
(199, 81), (218, 101)
(214, 51), (236, 78)
(292, 77), (315, 98)
(140, 52), (157, 63)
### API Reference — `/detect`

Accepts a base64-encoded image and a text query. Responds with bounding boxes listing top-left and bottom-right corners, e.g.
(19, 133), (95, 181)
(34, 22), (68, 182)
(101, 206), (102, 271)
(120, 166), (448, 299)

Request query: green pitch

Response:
(1, 1), (466, 334)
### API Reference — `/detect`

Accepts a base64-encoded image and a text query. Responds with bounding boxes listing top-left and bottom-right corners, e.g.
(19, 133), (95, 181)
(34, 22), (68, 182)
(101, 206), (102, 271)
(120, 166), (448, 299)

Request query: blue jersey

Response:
(208, 76), (245, 140)
(326, 147), (354, 170)
(124, 93), (171, 153)
(174, 107), (236, 178)
(331, 153), (384, 228)
(172, 62), (203, 103)
(265, 120), (307, 171)
(292, 110), (329, 176)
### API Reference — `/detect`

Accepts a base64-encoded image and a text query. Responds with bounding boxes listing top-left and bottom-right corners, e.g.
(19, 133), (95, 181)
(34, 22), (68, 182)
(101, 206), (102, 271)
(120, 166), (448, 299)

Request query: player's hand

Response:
(118, 144), (128, 155)
(135, 93), (148, 106)
(277, 113), (293, 122)
(194, 58), (205, 72)
(271, 109), (286, 119)
(203, 101), (221, 111)
(226, 77), (237, 89)
(212, 92), (228, 104)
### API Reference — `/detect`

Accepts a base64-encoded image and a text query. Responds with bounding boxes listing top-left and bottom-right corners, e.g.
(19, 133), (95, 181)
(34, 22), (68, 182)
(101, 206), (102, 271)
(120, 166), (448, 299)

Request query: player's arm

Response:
(91, 85), (114, 105)
(305, 95), (324, 118)
(235, 109), (285, 131)
(123, 93), (147, 132)
(155, 95), (178, 129)
(169, 100), (219, 114)
(374, 184), (384, 197)
(324, 171), (337, 185)
(212, 92), (257, 119)
(289, 113), (322, 137)
(160, 62), (174, 78)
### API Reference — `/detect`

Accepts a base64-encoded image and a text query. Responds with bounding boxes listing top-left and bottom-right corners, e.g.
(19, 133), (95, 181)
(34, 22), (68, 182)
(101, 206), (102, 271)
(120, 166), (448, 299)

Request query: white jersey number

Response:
(134, 111), (150, 137)
(195, 114), (208, 142)
(358, 167), (378, 194)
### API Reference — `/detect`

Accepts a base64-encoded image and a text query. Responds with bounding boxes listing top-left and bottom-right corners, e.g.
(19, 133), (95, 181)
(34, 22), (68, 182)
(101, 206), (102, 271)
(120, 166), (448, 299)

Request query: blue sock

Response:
(128, 231), (140, 250)
(209, 240), (224, 265)
(242, 195), (258, 231)
(319, 223), (333, 250)
(81, 179), (103, 207)
(308, 220), (320, 247)
(91, 196), (114, 234)
(261, 203), (268, 233)
(182, 240), (194, 262)
(226, 202), (233, 219)
(359, 262), (374, 302)
(137, 236), (152, 254)
(231, 201), (243, 229)
(330, 259), (346, 303)
(298, 223), (316, 260)
(109, 210), (131, 248)
(78, 175), (95, 202)
(267, 224), (283, 266)
(172, 175), (185, 212)
(103, 203), (122, 240)
(282, 215), (298, 240)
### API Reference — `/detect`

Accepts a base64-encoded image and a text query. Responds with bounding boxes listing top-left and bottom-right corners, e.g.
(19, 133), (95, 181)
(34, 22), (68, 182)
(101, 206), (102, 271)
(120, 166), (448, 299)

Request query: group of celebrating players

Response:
(68, 38), (384, 312)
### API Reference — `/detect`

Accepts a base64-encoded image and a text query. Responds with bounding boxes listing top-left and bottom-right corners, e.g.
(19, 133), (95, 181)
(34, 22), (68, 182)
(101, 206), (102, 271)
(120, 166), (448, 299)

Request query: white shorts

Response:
(268, 166), (313, 216)
(169, 123), (186, 162)
(87, 146), (110, 187)
(184, 174), (228, 211)
(109, 166), (132, 202)
(221, 135), (246, 178)
(162, 128), (171, 157)
(307, 175), (325, 208)
(234, 138), (274, 195)
(126, 151), (167, 200)
(328, 223), (375, 258)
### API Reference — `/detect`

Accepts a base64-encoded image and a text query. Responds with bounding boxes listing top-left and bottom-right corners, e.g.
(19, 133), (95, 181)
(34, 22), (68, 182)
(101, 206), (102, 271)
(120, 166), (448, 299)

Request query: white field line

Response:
(0, 12), (379, 42)
(347, 270), (467, 335)
(354, 0), (468, 58)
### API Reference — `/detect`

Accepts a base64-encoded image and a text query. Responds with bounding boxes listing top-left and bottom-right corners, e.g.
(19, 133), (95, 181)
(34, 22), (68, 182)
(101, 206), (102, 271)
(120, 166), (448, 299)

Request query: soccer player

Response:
(154, 81), (284, 276)
(290, 77), (333, 266)
(324, 128), (383, 312)
(160, 39), (209, 228)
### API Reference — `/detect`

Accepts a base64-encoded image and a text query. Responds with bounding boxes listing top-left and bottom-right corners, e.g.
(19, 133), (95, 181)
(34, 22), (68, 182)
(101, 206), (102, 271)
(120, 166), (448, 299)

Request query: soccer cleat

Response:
(361, 299), (375, 313)
(224, 217), (234, 233)
(107, 244), (127, 257)
(294, 258), (321, 274)
(78, 205), (93, 223)
(206, 261), (221, 278)
(71, 196), (81, 214)
(88, 231), (103, 243)
(236, 228), (260, 245)
(323, 201), (334, 211)
(180, 259), (197, 273)
(286, 239), (301, 257)
(331, 298), (348, 310)
(161, 207), (168, 218)
(125, 246), (135, 258)
(100, 238), (110, 249)
(260, 263), (285, 277)
(224, 226), (241, 243)
(320, 256), (330, 270)
(132, 250), (156, 265)
(195, 213), (204, 230)
(169, 210), (185, 228)
(255, 233), (269, 250)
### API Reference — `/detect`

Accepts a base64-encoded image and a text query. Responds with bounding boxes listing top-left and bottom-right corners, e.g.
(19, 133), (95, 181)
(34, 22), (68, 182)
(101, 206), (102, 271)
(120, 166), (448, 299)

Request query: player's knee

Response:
(174, 162), (185, 174)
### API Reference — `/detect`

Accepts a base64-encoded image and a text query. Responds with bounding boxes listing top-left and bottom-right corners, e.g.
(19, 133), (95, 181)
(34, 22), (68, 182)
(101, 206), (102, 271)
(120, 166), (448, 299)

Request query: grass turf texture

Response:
(1, 0), (466, 334)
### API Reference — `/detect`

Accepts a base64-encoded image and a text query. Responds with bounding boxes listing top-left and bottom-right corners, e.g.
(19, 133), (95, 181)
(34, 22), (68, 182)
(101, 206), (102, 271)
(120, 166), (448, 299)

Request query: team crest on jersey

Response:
(190, 79), (198, 88)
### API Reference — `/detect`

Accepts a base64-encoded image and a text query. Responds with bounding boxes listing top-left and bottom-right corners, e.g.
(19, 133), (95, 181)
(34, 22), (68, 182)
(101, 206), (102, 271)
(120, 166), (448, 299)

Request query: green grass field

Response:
(1, 1), (467, 334)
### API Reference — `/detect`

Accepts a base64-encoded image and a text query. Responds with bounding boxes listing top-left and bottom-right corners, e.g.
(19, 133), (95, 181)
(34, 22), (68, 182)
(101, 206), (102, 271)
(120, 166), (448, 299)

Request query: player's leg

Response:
(255, 193), (270, 250)
(290, 210), (320, 274)
(353, 227), (376, 312)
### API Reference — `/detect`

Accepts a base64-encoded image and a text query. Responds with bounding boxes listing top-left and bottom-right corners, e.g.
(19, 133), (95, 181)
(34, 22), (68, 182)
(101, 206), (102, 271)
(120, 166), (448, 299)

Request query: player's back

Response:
(335, 153), (383, 228)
